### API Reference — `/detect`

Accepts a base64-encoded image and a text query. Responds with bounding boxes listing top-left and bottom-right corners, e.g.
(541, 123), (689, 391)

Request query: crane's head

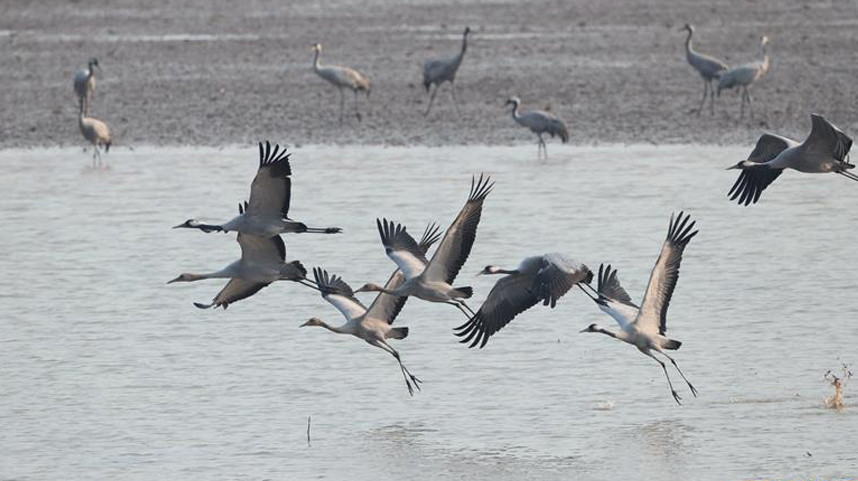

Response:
(354, 282), (383, 293)
(311, 43), (322, 52)
(479, 265), (501, 275)
(167, 273), (204, 284)
(174, 219), (199, 229)
(678, 23), (693, 33)
(464, 26), (471, 36)
(760, 36), (769, 47)
(504, 96), (520, 109)
(726, 160), (757, 170)
(300, 317), (324, 327)
(89, 57), (100, 72)
(579, 323), (600, 333)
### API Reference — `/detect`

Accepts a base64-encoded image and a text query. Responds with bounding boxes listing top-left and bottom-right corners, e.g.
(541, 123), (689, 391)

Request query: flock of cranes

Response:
(70, 22), (857, 405)
(72, 24), (777, 163)
(168, 141), (710, 404)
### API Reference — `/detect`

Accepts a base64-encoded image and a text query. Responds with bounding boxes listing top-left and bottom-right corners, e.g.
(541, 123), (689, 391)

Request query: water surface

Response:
(1, 144), (856, 480)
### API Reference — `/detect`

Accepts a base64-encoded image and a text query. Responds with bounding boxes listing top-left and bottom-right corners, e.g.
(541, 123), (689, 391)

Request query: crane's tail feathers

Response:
(664, 339), (682, 350)
(453, 286), (473, 299)
(290, 260), (308, 277)
(387, 327), (409, 339)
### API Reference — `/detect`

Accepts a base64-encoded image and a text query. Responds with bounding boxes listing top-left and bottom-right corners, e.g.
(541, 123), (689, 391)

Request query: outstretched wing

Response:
(804, 113), (853, 162)
(635, 212), (698, 335)
(453, 272), (540, 349)
(594, 264), (638, 329)
(728, 133), (794, 206)
(366, 222), (443, 324)
(532, 253), (592, 308)
(313, 267), (367, 320)
(237, 233), (286, 263)
(247, 141), (292, 219)
(424, 174), (493, 284)
(194, 279), (270, 309)
(377, 218), (429, 280)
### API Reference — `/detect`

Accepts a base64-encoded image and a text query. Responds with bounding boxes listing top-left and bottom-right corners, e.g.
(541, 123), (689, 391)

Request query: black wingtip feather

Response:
(258, 141), (292, 177)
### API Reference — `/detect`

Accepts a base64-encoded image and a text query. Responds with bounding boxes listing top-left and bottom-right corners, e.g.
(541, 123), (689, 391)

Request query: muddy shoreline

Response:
(2, 0), (856, 149)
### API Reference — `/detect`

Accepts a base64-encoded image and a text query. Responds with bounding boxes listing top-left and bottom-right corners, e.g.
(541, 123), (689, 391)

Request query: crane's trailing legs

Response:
(645, 350), (683, 405)
(659, 350), (698, 397)
(375, 340), (422, 395)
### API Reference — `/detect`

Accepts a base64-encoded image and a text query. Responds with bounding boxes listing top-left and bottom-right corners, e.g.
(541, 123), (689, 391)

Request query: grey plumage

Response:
(680, 24), (728, 116)
(422, 26), (471, 116)
(505, 96), (569, 158)
(454, 254), (593, 348)
(727, 114), (856, 205)
(312, 43), (371, 123)
(718, 36), (770, 118)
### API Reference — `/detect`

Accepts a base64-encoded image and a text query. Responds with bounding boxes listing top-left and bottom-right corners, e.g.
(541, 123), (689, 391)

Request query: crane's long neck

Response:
(684, 29), (694, 53)
(759, 43), (769, 73)
(460, 32), (468, 56)
(313, 49), (321, 71)
(594, 327), (620, 339)
(510, 102), (520, 120)
(318, 320), (350, 334)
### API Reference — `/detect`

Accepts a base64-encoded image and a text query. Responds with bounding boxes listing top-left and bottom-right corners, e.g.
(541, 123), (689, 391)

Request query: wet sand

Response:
(1, 0), (857, 148)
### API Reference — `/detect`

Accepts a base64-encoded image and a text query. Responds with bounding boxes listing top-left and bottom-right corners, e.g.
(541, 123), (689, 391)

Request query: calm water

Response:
(1, 144), (857, 481)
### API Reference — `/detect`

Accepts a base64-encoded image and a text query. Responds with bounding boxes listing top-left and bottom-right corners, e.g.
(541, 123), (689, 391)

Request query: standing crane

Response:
(718, 36), (770, 118)
(73, 57), (99, 115)
(356, 174), (493, 318)
(174, 141), (342, 235)
(504, 97), (569, 158)
(168, 233), (313, 309)
(422, 26), (471, 116)
(78, 104), (111, 169)
(579, 212), (699, 405)
(301, 268), (423, 396)
(726, 113), (856, 205)
(679, 24), (728, 116)
(311, 43), (371, 123)
(453, 254), (593, 348)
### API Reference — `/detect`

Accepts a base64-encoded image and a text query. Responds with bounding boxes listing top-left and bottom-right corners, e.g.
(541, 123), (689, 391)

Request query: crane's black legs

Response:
(537, 134), (547, 159)
(447, 301), (473, 318)
(647, 351), (682, 405)
(303, 226), (344, 234)
(378, 340), (422, 396)
(424, 84), (439, 116)
(353, 90), (362, 122)
(577, 283), (599, 301)
(697, 81), (709, 117)
(451, 82), (461, 115)
(709, 79), (717, 115)
(837, 170), (858, 182)
(338, 89), (345, 124)
(296, 279), (322, 291)
(658, 350), (698, 397)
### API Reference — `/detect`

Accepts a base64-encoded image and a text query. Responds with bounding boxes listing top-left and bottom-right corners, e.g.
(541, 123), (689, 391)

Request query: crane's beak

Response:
(299, 321), (311, 327)
(167, 276), (181, 284)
